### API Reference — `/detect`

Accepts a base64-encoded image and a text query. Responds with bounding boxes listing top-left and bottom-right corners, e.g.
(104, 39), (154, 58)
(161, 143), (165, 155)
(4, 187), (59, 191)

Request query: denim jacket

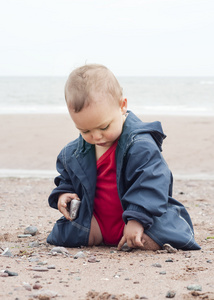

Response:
(47, 111), (200, 250)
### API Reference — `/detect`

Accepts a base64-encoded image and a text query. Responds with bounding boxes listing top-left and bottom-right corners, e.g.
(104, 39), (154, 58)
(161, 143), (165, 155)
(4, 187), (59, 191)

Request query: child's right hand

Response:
(57, 193), (80, 221)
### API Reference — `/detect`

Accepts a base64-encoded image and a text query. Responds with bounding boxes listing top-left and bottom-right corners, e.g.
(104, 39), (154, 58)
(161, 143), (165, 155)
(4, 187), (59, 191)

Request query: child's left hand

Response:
(117, 220), (145, 250)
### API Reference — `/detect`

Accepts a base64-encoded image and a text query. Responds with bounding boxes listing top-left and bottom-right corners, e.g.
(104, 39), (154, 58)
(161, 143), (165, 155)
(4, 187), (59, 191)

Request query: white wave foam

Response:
(1, 105), (214, 116)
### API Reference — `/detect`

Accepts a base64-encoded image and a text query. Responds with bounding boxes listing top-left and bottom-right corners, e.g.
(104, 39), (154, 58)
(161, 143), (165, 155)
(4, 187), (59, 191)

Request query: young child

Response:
(47, 64), (200, 251)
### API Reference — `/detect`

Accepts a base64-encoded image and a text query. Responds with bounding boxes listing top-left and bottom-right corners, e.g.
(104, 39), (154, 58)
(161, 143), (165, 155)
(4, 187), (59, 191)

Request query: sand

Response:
(0, 113), (214, 299)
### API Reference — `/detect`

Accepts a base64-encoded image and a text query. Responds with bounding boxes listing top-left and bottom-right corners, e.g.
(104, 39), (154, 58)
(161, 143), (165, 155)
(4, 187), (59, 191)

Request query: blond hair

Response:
(65, 64), (123, 112)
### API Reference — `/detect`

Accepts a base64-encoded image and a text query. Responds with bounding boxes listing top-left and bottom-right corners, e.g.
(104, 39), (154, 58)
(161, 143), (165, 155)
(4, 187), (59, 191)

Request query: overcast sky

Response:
(1, 0), (214, 76)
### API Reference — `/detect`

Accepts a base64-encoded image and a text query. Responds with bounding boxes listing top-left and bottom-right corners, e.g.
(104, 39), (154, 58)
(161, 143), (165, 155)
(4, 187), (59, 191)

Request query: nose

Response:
(91, 130), (102, 141)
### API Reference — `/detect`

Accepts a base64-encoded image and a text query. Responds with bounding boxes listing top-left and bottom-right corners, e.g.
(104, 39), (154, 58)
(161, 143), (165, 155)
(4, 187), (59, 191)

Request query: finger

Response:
(126, 238), (135, 248)
(60, 206), (71, 221)
(134, 236), (144, 249)
(117, 236), (126, 250)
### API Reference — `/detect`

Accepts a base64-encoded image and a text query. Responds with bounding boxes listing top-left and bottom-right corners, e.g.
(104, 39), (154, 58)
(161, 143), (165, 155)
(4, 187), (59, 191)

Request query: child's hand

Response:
(117, 220), (145, 250)
(57, 193), (79, 221)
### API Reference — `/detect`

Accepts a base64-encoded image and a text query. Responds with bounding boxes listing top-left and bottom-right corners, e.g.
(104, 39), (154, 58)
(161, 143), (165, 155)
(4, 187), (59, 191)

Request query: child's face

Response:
(68, 92), (127, 149)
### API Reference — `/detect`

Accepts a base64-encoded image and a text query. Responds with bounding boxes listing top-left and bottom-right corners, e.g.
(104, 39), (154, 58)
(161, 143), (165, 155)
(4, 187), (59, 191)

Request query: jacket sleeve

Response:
(48, 149), (75, 210)
(121, 135), (171, 229)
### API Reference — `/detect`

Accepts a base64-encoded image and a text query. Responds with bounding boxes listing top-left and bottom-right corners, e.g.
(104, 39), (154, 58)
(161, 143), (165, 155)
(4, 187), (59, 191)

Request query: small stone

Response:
(33, 283), (42, 289)
(120, 243), (132, 252)
(29, 241), (40, 248)
(30, 289), (58, 298)
(18, 234), (32, 238)
(4, 270), (18, 276)
(47, 265), (56, 269)
(152, 263), (162, 268)
(29, 257), (39, 262)
(0, 272), (9, 277)
(32, 267), (49, 272)
(74, 251), (85, 259)
(187, 284), (202, 291)
(37, 261), (47, 266)
(24, 226), (38, 236)
(165, 258), (173, 262)
(88, 256), (99, 263)
(23, 282), (32, 291)
(50, 247), (69, 255)
(1, 247), (13, 257)
(206, 260), (212, 263)
(166, 290), (176, 298)
(159, 271), (166, 275)
(163, 244), (177, 253)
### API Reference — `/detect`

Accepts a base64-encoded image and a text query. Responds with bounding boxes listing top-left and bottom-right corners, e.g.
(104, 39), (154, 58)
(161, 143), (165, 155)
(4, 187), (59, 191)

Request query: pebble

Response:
(30, 289), (58, 298)
(120, 243), (132, 252)
(18, 234), (32, 238)
(152, 263), (162, 268)
(74, 251), (85, 259)
(165, 258), (173, 262)
(47, 265), (56, 269)
(33, 283), (42, 289)
(1, 247), (13, 257)
(50, 246), (69, 255)
(4, 270), (18, 276)
(37, 261), (47, 266)
(24, 225), (38, 236)
(206, 260), (212, 263)
(163, 244), (177, 253)
(187, 284), (202, 291)
(88, 255), (99, 263)
(32, 267), (49, 272)
(159, 271), (166, 275)
(29, 241), (40, 248)
(29, 257), (39, 262)
(166, 290), (176, 298)
(23, 282), (31, 291)
(0, 272), (9, 277)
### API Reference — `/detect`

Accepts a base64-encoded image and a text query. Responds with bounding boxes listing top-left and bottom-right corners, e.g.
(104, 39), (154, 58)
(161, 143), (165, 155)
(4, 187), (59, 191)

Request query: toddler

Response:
(47, 64), (200, 251)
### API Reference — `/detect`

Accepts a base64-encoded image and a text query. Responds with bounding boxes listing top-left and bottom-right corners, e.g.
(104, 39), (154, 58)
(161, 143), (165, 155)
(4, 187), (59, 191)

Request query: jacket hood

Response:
(121, 111), (166, 151)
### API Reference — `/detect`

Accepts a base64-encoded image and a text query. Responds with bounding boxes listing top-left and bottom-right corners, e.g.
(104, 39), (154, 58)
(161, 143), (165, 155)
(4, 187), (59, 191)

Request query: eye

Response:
(81, 130), (90, 134)
(100, 124), (109, 131)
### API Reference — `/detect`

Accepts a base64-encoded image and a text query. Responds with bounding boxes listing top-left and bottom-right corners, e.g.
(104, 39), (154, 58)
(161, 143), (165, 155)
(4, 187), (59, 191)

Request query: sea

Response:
(0, 76), (214, 116)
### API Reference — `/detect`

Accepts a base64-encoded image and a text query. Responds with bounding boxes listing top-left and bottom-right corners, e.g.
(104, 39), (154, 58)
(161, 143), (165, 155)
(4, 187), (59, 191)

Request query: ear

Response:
(120, 98), (127, 114)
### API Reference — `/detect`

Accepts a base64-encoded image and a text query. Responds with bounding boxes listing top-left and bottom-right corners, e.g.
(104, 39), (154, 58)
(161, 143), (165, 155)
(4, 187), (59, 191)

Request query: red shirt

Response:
(93, 140), (124, 245)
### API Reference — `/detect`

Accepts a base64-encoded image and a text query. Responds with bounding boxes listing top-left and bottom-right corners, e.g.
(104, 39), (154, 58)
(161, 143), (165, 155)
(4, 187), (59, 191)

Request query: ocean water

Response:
(0, 76), (214, 115)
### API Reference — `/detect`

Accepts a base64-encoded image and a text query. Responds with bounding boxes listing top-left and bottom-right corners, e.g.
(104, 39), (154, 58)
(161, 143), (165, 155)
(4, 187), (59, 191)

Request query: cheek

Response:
(81, 134), (92, 143)
(107, 128), (122, 140)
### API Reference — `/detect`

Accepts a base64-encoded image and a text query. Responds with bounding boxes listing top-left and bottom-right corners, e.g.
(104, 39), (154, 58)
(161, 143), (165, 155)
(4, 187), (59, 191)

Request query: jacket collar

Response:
(119, 110), (166, 152)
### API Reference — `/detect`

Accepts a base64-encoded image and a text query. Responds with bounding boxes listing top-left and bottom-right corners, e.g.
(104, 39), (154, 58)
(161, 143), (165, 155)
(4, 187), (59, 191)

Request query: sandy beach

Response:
(0, 113), (214, 299)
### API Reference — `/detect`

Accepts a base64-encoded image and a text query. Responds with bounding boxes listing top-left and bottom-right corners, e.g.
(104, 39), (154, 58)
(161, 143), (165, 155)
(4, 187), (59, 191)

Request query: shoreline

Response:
(1, 113), (214, 178)
(1, 169), (214, 180)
